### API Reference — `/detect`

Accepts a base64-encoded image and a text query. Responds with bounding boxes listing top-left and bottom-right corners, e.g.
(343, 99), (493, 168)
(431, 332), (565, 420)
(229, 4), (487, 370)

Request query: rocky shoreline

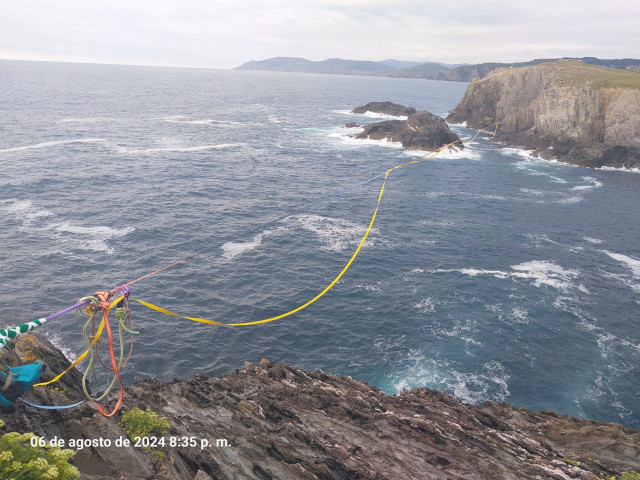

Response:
(447, 61), (640, 169)
(1, 334), (639, 480)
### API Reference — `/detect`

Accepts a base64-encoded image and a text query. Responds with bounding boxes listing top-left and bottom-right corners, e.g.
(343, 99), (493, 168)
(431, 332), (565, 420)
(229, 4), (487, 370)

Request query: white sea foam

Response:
(1, 199), (134, 254)
(432, 260), (584, 293)
(0, 138), (105, 154)
(221, 232), (268, 260)
(116, 143), (243, 154)
(414, 297), (435, 313)
(1, 199), (54, 222)
(58, 117), (115, 123)
(51, 223), (135, 253)
(159, 116), (260, 127)
(393, 353), (510, 404)
(583, 237), (603, 244)
(404, 145), (480, 161)
(333, 109), (408, 120)
(288, 214), (373, 253)
(597, 165), (640, 174)
(601, 250), (640, 278)
(510, 260), (581, 292)
(337, 134), (404, 150)
(570, 176), (603, 191)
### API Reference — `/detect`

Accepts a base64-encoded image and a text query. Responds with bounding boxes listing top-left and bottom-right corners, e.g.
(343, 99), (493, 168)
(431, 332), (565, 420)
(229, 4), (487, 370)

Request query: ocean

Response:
(0, 60), (638, 429)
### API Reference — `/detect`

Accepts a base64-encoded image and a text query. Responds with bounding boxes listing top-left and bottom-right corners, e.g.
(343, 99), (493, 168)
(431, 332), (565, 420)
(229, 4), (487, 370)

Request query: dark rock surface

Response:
(351, 101), (417, 117)
(2, 334), (639, 480)
(355, 110), (463, 151)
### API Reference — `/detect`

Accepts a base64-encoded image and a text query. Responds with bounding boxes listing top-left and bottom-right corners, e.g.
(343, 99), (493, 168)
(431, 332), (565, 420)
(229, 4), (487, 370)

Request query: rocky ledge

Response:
(351, 102), (462, 152)
(2, 334), (639, 480)
(447, 61), (640, 169)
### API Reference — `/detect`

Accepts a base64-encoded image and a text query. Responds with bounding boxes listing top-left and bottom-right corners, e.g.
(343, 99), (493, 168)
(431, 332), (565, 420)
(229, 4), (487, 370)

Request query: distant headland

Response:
(235, 56), (640, 82)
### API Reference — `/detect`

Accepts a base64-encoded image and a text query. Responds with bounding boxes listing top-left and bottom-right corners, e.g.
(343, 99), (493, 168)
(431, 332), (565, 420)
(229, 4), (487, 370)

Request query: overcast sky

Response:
(1, 0), (638, 69)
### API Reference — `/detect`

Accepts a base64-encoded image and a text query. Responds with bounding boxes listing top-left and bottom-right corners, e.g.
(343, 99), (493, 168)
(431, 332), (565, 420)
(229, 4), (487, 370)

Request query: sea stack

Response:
(352, 102), (462, 152)
(447, 61), (640, 168)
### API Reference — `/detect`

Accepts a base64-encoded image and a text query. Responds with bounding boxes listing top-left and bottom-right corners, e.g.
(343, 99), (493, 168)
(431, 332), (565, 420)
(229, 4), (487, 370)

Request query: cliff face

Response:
(447, 62), (640, 168)
(2, 334), (639, 480)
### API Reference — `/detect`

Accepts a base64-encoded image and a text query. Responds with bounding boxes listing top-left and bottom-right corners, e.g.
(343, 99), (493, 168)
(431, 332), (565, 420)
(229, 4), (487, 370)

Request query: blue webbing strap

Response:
(18, 397), (84, 410)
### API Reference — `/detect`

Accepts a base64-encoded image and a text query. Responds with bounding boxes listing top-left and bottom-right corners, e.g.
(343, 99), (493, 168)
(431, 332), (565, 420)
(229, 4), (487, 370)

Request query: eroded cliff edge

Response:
(2, 334), (639, 480)
(447, 61), (640, 168)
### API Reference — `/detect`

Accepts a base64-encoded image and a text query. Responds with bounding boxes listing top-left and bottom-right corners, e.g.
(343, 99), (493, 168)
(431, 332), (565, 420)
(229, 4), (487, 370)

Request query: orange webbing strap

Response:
(94, 306), (124, 417)
(33, 296), (124, 389)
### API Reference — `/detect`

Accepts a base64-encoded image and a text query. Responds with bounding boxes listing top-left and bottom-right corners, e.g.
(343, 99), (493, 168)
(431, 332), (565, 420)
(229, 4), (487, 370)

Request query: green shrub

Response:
(620, 473), (640, 480)
(0, 431), (80, 480)
(119, 408), (170, 441)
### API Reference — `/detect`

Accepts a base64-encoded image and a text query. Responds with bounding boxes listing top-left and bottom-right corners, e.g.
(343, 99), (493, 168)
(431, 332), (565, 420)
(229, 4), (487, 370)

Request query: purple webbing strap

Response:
(44, 300), (91, 322)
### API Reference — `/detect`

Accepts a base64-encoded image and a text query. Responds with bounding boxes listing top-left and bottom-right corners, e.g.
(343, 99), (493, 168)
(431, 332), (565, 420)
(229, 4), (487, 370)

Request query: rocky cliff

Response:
(447, 61), (640, 168)
(2, 334), (639, 480)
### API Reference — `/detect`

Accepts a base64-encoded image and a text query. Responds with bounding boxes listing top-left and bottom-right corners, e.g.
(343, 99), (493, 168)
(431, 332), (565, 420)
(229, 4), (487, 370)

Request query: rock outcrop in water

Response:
(2, 334), (639, 480)
(447, 61), (640, 168)
(352, 103), (463, 152)
(351, 101), (417, 117)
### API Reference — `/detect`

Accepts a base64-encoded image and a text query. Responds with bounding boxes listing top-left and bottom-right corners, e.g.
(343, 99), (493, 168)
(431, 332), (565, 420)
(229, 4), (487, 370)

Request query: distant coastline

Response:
(236, 56), (640, 82)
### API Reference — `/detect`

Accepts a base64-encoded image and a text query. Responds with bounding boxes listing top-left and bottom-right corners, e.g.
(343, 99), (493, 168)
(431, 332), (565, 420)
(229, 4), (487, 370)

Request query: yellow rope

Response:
(134, 138), (469, 327)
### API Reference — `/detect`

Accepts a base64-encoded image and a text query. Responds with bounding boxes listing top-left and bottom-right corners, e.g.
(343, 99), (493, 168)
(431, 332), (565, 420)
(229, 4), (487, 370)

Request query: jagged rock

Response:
(1, 335), (639, 480)
(352, 101), (417, 116)
(356, 110), (463, 151)
(447, 61), (640, 168)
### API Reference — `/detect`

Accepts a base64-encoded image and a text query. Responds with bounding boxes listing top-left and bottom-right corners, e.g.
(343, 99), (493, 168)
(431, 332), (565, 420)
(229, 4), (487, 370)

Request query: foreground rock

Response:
(2, 334), (639, 480)
(352, 103), (463, 152)
(447, 61), (640, 168)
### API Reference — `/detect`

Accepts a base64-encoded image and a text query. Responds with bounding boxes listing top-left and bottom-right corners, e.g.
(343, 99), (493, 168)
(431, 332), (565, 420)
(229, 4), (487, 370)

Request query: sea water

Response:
(0, 60), (638, 428)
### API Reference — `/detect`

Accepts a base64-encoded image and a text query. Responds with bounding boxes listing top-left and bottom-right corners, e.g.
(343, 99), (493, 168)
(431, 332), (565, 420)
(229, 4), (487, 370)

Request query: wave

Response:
(392, 352), (510, 404)
(115, 143), (243, 154)
(0, 198), (134, 254)
(330, 131), (404, 150)
(159, 116), (261, 127)
(413, 297), (435, 313)
(50, 223), (134, 254)
(597, 165), (640, 174)
(432, 260), (587, 293)
(221, 230), (272, 260)
(583, 237), (603, 244)
(0, 138), (105, 154)
(0, 199), (54, 222)
(333, 109), (408, 120)
(570, 176), (603, 191)
(404, 145), (481, 161)
(510, 260), (586, 293)
(286, 214), (376, 253)
(601, 250), (640, 278)
(58, 117), (115, 124)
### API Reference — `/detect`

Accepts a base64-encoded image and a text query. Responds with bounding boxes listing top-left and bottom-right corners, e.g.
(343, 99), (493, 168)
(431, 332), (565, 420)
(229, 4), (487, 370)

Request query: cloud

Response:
(0, 0), (638, 68)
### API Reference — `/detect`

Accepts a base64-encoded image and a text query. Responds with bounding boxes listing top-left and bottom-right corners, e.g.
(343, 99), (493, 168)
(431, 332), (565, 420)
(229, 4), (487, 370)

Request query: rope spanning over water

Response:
(133, 125), (492, 326)
(4, 116), (504, 414)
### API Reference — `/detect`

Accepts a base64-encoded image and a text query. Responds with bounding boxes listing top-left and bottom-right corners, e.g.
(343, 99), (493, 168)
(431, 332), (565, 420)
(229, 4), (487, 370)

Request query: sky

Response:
(0, 0), (638, 69)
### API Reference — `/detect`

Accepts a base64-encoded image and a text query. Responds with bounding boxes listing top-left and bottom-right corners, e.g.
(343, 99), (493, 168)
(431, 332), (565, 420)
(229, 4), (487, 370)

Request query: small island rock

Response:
(352, 101), (417, 116)
(356, 110), (463, 151)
